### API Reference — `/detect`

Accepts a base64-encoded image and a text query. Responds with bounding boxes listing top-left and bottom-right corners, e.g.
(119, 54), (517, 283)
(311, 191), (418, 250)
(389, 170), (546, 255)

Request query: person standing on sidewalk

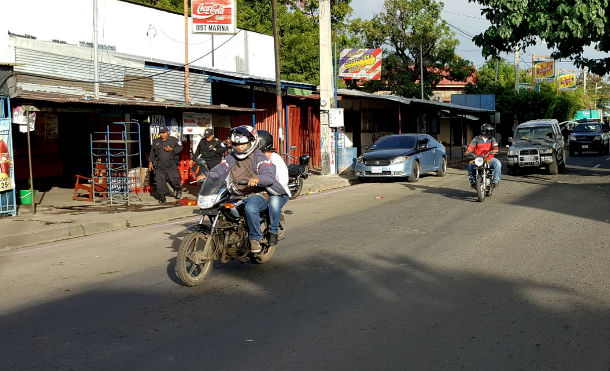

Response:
(149, 126), (183, 203)
(191, 128), (227, 175)
(257, 130), (290, 247)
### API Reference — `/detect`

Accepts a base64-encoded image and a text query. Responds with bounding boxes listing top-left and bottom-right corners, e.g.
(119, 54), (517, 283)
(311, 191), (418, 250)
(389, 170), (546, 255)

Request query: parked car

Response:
(506, 119), (566, 175)
(568, 121), (610, 155)
(354, 134), (447, 182)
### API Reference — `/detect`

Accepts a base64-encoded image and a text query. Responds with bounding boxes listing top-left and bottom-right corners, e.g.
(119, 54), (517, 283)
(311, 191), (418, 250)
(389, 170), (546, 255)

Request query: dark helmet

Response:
(481, 123), (494, 136)
(257, 130), (274, 151)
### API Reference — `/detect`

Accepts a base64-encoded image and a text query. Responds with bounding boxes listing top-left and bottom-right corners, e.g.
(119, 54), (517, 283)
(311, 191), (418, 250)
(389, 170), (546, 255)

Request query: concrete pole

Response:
(93, 0), (99, 99)
(420, 43), (424, 99)
(319, 0), (334, 174)
(184, 0), (190, 103)
(583, 66), (588, 93)
(514, 45), (520, 92)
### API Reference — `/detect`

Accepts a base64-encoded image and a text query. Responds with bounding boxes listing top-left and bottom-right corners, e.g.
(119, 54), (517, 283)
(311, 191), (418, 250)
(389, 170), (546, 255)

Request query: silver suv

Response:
(507, 119), (566, 175)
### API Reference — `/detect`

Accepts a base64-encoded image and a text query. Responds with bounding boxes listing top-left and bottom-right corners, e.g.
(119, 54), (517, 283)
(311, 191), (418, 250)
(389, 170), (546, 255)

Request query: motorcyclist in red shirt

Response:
(464, 123), (501, 188)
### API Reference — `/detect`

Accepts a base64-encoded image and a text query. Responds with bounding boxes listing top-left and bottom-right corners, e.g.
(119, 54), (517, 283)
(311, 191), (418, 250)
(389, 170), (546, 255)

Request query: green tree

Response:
(470, 0), (610, 75)
(347, 0), (474, 98)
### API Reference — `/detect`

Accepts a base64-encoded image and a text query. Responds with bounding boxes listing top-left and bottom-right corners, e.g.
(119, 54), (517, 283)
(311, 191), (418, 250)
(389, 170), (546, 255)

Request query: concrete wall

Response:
(0, 0), (274, 78)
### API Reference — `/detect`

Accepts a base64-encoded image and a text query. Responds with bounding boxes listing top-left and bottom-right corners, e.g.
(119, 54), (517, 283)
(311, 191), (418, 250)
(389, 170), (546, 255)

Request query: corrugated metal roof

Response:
(14, 90), (261, 112)
(336, 88), (494, 113)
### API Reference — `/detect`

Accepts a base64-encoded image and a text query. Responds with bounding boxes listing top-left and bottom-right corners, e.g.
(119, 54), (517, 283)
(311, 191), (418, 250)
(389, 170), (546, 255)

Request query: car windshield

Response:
(514, 126), (553, 142)
(573, 123), (601, 133)
(370, 135), (416, 150)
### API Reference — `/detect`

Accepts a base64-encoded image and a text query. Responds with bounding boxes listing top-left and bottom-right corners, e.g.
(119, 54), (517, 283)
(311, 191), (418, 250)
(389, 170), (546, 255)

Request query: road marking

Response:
(594, 163), (601, 168)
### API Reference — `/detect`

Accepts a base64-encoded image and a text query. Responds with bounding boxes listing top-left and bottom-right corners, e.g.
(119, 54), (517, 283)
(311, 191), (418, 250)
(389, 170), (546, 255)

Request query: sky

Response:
(349, 0), (606, 75)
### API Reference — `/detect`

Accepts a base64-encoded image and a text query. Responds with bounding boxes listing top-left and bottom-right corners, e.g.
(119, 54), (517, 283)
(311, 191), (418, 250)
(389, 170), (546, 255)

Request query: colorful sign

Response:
(533, 59), (556, 82)
(339, 48), (382, 80)
(558, 72), (577, 90)
(0, 118), (14, 192)
(182, 112), (212, 135)
(519, 83), (540, 92)
(191, 0), (236, 34)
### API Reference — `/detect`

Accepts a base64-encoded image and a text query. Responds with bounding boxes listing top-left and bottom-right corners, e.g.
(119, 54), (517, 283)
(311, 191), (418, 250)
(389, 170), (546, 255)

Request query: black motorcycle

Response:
(175, 177), (287, 286)
(469, 154), (495, 202)
(286, 150), (310, 199)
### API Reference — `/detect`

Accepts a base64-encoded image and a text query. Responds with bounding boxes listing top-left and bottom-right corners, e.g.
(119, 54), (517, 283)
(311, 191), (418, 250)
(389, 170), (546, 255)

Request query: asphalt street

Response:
(1, 153), (609, 371)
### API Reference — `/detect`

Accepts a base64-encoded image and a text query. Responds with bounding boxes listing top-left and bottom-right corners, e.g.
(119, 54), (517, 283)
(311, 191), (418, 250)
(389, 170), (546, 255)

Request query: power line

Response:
(442, 9), (486, 21)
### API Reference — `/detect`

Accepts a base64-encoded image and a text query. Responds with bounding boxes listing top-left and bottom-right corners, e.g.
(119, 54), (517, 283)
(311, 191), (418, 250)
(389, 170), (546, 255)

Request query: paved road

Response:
(1, 154), (608, 371)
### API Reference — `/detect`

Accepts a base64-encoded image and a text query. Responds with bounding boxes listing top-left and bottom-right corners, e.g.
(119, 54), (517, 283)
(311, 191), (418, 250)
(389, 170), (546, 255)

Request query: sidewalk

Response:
(0, 172), (357, 251)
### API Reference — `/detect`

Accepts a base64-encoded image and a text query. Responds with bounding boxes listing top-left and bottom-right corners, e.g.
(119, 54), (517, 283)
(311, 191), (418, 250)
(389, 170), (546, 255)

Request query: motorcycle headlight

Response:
(594, 135), (602, 141)
(198, 194), (219, 209)
(474, 157), (484, 167)
(539, 148), (552, 154)
(391, 156), (409, 164)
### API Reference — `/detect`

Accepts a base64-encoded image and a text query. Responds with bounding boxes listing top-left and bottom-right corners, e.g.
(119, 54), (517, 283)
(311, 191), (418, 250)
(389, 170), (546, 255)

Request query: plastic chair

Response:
(72, 163), (108, 201)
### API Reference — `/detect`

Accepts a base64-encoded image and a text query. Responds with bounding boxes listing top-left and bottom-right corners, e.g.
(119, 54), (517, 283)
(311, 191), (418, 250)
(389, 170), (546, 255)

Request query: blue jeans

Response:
(269, 194), (289, 234)
(468, 157), (501, 184)
(242, 195), (268, 242)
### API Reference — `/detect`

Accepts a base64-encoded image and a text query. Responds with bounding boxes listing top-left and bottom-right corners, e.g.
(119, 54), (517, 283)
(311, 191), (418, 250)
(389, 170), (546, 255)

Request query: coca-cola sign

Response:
(191, 0), (236, 34)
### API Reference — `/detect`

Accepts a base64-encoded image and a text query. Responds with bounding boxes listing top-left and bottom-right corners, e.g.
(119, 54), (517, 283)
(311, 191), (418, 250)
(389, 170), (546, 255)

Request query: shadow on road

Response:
(1, 250), (608, 371)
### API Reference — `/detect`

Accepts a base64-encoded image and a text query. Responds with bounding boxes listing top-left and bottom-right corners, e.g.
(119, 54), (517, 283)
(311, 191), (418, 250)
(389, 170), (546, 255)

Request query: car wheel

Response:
(548, 154), (559, 175)
(435, 157), (447, 177)
(407, 161), (420, 183)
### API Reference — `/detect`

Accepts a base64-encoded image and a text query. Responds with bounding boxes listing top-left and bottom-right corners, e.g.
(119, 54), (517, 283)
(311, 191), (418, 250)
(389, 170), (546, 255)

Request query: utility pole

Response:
(514, 45), (520, 92)
(495, 58), (499, 83)
(319, 0), (334, 174)
(93, 0), (99, 99)
(420, 43), (424, 99)
(183, 0), (190, 103)
(583, 66), (588, 93)
(272, 0), (283, 152)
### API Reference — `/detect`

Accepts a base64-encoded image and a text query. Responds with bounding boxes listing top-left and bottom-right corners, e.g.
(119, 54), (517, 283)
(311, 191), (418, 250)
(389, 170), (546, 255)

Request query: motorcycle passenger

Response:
(464, 123), (501, 188)
(197, 126), (284, 253)
(257, 130), (291, 247)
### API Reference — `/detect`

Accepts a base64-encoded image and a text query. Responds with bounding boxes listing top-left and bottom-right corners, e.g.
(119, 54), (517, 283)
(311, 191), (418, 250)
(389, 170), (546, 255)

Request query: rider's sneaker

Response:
(268, 233), (278, 247)
(491, 182), (499, 189)
(250, 240), (262, 253)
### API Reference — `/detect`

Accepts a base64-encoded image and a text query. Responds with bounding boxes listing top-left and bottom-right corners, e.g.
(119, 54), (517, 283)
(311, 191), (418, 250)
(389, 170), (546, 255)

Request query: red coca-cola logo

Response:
(196, 3), (225, 16)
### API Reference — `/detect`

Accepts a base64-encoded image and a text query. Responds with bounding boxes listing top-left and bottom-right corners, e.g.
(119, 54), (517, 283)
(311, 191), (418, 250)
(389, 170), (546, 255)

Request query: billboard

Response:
(191, 0), (236, 34)
(558, 72), (577, 90)
(533, 59), (555, 82)
(339, 48), (382, 80)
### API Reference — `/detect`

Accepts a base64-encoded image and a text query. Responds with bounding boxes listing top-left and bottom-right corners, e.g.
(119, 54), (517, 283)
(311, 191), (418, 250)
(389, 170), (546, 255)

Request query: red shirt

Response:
(467, 135), (498, 158)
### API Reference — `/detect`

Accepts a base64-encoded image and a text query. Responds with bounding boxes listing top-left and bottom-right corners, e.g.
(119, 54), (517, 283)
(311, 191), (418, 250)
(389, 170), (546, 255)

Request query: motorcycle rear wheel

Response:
(290, 177), (304, 199)
(175, 232), (216, 286)
(476, 177), (486, 202)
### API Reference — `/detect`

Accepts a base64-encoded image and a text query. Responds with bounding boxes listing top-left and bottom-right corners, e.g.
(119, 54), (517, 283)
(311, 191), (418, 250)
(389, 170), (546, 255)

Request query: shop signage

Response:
(182, 112), (212, 135)
(558, 72), (577, 90)
(339, 48), (382, 80)
(0, 118), (14, 191)
(533, 59), (556, 82)
(191, 0), (236, 34)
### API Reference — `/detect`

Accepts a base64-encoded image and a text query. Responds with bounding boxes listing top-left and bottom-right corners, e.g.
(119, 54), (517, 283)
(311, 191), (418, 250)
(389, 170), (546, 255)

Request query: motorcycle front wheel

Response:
(476, 176), (486, 202)
(175, 232), (216, 286)
(290, 177), (304, 199)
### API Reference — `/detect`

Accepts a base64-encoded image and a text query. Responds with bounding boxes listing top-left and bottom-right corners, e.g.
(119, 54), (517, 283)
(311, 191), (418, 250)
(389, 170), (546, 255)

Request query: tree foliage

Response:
(347, 0), (474, 98)
(470, 0), (610, 75)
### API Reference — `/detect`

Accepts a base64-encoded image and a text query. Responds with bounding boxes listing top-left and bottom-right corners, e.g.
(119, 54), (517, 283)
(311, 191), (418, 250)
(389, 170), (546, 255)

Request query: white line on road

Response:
(594, 163), (601, 168)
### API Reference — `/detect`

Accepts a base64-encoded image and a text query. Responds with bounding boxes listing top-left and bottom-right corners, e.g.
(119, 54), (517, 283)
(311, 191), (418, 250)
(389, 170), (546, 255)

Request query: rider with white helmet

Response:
(197, 125), (285, 253)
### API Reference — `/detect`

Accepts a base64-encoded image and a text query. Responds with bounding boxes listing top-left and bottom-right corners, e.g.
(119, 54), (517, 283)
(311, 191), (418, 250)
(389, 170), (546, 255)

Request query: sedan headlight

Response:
(569, 134), (576, 141)
(539, 148), (553, 154)
(594, 135), (602, 141)
(356, 155), (363, 163)
(391, 156), (409, 164)
(508, 149), (518, 156)
(198, 194), (219, 209)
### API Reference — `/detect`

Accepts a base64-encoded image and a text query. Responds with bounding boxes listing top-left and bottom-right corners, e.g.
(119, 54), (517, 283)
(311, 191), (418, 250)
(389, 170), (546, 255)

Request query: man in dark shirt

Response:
(191, 128), (227, 175)
(148, 126), (183, 203)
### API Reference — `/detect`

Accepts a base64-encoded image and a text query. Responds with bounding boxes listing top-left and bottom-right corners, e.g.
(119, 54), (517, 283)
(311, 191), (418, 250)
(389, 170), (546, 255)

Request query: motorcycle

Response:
(286, 147), (310, 199)
(469, 153), (495, 202)
(175, 177), (287, 286)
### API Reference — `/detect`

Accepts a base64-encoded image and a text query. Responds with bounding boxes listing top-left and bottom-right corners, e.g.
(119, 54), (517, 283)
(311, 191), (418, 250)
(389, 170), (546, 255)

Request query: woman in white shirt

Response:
(257, 130), (290, 247)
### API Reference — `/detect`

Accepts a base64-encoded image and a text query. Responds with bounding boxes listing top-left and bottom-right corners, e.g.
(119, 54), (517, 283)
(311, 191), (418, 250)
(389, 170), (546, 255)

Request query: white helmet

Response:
(230, 125), (258, 160)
